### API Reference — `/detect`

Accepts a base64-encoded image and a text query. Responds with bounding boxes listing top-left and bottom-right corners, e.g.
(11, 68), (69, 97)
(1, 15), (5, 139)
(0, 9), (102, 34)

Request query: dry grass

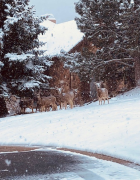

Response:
(57, 148), (140, 171)
(0, 146), (38, 152)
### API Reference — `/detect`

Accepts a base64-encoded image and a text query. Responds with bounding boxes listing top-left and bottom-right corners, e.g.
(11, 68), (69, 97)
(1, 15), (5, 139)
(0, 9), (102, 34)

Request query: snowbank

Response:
(0, 87), (140, 165)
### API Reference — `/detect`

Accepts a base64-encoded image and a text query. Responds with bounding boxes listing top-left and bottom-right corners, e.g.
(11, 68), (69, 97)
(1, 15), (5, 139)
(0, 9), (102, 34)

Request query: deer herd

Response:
(18, 90), (75, 114)
(5, 79), (127, 115)
(5, 81), (76, 114)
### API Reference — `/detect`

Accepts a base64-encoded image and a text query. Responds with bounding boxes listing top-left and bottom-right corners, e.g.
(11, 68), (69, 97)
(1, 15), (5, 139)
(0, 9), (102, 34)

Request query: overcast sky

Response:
(29, 0), (79, 24)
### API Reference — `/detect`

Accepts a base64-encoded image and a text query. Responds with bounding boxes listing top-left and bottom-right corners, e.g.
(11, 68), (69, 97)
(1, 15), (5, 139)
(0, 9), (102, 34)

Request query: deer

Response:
(19, 97), (35, 113)
(116, 78), (126, 93)
(94, 81), (109, 105)
(35, 92), (57, 112)
(59, 91), (75, 109)
(4, 94), (21, 115)
(56, 86), (75, 109)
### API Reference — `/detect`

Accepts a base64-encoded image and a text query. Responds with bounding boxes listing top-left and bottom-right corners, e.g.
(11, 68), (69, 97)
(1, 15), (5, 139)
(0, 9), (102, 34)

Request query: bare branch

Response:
(104, 58), (134, 63)
(109, 61), (134, 68)
(93, 58), (134, 69)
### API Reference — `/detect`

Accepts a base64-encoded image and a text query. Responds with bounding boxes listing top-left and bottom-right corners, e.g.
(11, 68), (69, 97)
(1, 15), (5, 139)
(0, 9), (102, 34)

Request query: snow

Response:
(0, 61), (4, 68)
(39, 20), (84, 56)
(0, 87), (140, 166)
(0, 87), (140, 178)
(21, 80), (41, 89)
(5, 53), (35, 61)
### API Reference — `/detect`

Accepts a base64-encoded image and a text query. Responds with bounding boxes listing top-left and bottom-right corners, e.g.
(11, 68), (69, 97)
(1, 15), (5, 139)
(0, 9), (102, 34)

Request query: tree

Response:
(74, 0), (139, 85)
(0, 0), (52, 97)
(59, 49), (96, 81)
(119, 0), (140, 86)
(0, 95), (8, 117)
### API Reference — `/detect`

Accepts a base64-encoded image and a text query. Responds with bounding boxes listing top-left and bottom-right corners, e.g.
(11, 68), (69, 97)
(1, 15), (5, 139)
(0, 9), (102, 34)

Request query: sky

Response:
(29, 0), (79, 24)
(1, 87), (140, 179)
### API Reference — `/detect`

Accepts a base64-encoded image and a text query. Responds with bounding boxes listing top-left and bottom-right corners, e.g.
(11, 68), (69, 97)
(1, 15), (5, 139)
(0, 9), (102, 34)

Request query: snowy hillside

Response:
(39, 20), (84, 55)
(0, 87), (140, 165)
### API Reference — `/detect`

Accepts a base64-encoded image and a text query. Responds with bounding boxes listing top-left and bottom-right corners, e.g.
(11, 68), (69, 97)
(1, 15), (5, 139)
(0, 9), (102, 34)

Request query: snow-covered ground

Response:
(0, 87), (140, 179)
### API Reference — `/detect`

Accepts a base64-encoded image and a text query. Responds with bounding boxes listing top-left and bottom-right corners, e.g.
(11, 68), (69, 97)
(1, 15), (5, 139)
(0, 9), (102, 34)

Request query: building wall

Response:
(48, 57), (90, 105)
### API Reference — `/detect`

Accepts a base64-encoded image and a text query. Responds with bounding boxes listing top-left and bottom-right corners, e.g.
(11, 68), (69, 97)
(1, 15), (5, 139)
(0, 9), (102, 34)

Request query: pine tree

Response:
(60, 50), (96, 81)
(0, 0), (52, 97)
(73, 0), (139, 85)
(119, 0), (140, 86)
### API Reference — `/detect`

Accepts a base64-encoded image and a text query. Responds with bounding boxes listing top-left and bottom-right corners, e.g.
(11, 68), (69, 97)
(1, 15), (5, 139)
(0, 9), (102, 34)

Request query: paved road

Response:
(0, 148), (103, 180)
(0, 148), (140, 180)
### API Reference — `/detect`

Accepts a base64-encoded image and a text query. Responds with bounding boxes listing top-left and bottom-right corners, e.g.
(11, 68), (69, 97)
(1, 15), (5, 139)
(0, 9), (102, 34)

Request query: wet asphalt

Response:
(0, 149), (103, 180)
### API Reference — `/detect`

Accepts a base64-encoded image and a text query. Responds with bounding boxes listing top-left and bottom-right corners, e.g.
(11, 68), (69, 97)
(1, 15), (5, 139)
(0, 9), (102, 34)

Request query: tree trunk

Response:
(134, 56), (140, 86)
(0, 96), (8, 117)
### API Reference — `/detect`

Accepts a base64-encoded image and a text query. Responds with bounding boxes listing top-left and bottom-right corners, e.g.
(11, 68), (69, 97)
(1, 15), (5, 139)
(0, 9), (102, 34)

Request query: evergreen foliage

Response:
(0, 96), (8, 117)
(64, 0), (140, 85)
(0, 0), (52, 97)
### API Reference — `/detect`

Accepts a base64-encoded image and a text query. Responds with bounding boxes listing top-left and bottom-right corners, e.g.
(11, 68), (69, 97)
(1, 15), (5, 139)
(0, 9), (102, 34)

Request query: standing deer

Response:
(59, 91), (75, 109)
(5, 94), (21, 115)
(35, 92), (57, 112)
(56, 86), (75, 109)
(116, 78), (125, 93)
(94, 81), (109, 105)
(19, 97), (37, 113)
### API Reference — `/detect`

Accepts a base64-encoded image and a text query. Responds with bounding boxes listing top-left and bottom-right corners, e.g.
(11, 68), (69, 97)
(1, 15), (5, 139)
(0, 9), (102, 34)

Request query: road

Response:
(0, 148), (140, 180)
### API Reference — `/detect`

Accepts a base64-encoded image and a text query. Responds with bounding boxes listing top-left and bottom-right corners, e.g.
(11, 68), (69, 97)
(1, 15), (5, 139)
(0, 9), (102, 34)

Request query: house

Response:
(39, 19), (94, 104)
(39, 19), (84, 56)
(39, 18), (134, 102)
(48, 15), (56, 24)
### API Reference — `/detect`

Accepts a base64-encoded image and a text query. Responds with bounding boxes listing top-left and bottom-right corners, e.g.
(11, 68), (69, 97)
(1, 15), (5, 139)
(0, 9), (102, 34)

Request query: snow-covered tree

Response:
(72, 0), (140, 85)
(59, 50), (96, 81)
(119, 0), (140, 86)
(0, 0), (52, 97)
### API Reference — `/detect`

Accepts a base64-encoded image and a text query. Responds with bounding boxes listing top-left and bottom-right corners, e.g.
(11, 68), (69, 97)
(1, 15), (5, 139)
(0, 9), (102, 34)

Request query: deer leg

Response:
(107, 98), (109, 104)
(71, 101), (73, 109)
(54, 105), (57, 111)
(60, 102), (63, 109)
(40, 106), (42, 112)
(70, 101), (73, 109)
(41, 107), (43, 112)
(55, 104), (57, 111)
(71, 102), (73, 109)
(101, 100), (103, 105)
(52, 104), (54, 111)
(65, 102), (67, 109)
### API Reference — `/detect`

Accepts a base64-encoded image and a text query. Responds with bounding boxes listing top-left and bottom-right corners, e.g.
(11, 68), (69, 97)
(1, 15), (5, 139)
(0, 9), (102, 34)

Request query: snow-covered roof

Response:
(39, 20), (84, 56)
